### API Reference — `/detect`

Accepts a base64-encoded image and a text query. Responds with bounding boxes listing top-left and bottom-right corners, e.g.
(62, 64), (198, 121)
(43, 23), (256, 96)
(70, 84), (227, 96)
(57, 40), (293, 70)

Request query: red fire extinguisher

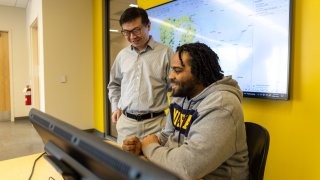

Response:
(24, 85), (32, 106)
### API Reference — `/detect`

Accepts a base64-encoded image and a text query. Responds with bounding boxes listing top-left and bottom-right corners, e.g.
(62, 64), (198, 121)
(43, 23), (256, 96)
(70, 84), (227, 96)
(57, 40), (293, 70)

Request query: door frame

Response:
(0, 28), (15, 122)
(30, 19), (40, 110)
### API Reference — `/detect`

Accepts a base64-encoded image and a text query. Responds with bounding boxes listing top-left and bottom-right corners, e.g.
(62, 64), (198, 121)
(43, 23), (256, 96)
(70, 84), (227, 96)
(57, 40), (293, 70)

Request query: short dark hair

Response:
(119, 7), (150, 26)
(176, 42), (224, 87)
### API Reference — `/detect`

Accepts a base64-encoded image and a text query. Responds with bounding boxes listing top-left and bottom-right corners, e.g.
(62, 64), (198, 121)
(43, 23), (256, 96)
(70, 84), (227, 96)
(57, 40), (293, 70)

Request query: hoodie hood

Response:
(196, 75), (243, 101)
(168, 75), (243, 141)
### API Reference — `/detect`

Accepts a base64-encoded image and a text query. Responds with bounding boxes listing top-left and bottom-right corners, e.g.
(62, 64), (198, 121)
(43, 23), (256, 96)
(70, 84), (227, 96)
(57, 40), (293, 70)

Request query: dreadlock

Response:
(176, 42), (224, 87)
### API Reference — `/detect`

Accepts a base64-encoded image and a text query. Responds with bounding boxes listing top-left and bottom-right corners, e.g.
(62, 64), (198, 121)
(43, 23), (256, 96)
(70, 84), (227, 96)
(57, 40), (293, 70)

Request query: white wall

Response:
(26, 0), (45, 112)
(41, 0), (94, 129)
(0, 6), (29, 118)
(1, 0), (94, 129)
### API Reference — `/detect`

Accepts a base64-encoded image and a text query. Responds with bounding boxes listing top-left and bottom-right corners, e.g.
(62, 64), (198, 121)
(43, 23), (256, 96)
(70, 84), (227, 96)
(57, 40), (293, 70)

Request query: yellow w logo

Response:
(173, 108), (193, 130)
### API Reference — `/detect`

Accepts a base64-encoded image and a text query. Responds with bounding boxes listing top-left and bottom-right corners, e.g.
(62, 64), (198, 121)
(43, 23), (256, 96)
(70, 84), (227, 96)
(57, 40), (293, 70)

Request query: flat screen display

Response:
(146, 0), (292, 100)
(29, 108), (179, 179)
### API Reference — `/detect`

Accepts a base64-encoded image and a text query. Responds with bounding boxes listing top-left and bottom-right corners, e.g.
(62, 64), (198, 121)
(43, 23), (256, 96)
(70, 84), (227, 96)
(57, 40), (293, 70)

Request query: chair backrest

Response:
(245, 122), (270, 180)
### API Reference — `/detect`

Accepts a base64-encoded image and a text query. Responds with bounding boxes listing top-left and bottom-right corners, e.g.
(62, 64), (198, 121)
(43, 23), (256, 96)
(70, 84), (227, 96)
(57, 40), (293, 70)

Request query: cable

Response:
(28, 152), (46, 180)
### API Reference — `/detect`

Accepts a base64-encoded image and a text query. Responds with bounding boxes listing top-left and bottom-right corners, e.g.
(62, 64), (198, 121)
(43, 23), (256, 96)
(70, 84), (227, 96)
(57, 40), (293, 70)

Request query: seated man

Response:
(122, 42), (249, 180)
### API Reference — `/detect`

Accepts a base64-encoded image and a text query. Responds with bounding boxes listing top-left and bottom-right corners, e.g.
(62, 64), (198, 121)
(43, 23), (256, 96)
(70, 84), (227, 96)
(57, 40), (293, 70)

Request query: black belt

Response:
(123, 111), (164, 121)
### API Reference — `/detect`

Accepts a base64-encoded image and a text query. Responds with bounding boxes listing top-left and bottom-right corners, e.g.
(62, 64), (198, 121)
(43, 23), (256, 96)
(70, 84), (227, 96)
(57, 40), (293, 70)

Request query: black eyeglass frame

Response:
(121, 25), (145, 36)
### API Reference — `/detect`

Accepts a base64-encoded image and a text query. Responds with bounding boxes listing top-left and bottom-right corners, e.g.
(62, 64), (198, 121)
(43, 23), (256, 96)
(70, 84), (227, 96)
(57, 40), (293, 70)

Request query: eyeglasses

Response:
(121, 26), (143, 36)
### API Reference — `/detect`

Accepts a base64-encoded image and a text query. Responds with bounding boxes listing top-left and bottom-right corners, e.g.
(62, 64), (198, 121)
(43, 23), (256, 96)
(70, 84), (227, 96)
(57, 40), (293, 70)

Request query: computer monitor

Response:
(29, 108), (179, 180)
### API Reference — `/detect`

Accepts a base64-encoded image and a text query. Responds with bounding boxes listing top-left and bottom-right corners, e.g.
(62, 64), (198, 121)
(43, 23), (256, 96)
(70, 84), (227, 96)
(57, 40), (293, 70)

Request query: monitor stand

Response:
(44, 141), (100, 180)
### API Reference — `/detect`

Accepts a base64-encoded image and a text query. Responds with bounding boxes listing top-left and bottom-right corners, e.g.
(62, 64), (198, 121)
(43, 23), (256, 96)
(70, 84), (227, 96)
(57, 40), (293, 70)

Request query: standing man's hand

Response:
(122, 136), (142, 155)
(111, 109), (122, 123)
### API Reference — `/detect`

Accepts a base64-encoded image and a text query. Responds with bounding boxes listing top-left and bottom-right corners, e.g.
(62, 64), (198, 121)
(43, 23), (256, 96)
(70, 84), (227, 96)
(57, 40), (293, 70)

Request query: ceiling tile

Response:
(0, 0), (29, 8)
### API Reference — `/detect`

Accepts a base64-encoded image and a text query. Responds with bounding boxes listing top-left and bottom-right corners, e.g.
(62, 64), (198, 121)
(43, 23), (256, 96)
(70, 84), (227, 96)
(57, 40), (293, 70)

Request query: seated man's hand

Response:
(141, 134), (159, 149)
(122, 136), (142, 155)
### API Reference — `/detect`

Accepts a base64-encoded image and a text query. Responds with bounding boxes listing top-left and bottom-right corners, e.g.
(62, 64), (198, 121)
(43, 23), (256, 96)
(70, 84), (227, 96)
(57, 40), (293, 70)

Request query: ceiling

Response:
(0, 0), (29, 8)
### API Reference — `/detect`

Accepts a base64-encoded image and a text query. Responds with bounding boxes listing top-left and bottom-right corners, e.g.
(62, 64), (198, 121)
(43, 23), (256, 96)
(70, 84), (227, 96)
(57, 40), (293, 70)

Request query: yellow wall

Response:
(137, 0), (172, 9)
(242, 1), (320, 179)
(93, 0), (105, 132)
(93, 0), (320, 179)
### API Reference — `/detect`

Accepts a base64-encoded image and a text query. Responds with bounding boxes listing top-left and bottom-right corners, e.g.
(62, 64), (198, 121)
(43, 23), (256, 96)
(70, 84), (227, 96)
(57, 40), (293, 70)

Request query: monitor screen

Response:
(146, 0), (292, 100)
(29, 108), (179, 180)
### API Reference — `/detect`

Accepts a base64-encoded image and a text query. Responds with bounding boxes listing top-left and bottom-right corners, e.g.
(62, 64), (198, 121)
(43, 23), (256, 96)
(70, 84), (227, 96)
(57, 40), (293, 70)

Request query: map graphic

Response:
(159, 16), (196, 49)
(147, 0), (291, 99)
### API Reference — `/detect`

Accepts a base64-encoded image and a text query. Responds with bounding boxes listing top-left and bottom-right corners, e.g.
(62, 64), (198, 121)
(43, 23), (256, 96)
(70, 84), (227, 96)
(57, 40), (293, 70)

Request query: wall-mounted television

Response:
(146, 0), (292, 100)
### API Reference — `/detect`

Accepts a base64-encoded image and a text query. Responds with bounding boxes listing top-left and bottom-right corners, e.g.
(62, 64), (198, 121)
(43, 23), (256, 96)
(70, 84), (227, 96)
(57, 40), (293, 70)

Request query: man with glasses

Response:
(108, 7), (174, 144)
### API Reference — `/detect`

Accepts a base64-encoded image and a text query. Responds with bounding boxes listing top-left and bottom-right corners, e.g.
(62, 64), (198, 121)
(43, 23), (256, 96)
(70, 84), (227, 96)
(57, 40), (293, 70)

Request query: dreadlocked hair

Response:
(176, 42), (224, 87)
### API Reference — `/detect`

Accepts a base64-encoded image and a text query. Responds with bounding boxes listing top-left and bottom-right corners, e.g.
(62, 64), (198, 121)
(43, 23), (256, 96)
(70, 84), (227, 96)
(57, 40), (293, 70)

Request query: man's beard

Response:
(171, 80), (196, 98)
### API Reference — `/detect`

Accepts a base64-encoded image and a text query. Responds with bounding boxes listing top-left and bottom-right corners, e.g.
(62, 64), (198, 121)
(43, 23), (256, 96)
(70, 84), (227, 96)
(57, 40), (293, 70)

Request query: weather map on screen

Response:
(147, 0), (292, 100)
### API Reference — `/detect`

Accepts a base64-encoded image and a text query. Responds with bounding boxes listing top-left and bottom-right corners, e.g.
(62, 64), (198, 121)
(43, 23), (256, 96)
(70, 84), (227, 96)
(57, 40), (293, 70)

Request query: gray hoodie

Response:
(142, 76), (249, 180)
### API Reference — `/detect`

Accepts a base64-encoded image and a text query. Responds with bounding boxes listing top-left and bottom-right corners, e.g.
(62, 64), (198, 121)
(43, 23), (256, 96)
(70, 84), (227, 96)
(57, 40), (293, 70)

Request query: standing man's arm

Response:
(108, 56), (122, 123)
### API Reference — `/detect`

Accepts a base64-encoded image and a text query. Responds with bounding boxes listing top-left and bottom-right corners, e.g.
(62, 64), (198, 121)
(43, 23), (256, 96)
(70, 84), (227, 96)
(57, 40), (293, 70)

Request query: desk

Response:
(0, 153), (63, 180)
(0, 140), (121, 180)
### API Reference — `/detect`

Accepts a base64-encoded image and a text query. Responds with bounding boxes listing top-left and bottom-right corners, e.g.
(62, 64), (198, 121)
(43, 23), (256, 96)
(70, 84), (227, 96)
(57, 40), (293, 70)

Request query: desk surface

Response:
(0, 153), (63, 180)
(0, 140), (121, 179)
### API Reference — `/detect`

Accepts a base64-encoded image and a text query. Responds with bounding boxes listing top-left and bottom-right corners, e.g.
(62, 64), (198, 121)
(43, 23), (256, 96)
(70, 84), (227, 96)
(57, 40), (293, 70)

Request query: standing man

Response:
(108, 7), (174, 144)
(122, 42), (249, 179)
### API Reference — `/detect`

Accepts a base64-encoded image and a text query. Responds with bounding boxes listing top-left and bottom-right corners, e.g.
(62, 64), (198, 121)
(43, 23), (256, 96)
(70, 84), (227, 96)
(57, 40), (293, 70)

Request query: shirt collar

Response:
(130, 36), (155, 52)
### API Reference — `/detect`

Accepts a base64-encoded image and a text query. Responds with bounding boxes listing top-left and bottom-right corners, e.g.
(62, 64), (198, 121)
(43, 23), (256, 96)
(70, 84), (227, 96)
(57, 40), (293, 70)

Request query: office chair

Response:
(245, 122), (270, 180)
